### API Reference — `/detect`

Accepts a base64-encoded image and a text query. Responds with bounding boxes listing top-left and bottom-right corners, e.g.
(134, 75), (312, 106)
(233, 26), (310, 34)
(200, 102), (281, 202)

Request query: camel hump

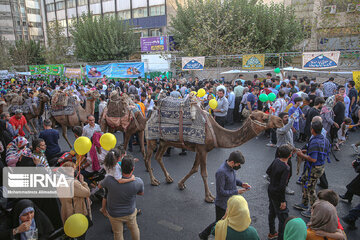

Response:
(106, 93), (136, 118)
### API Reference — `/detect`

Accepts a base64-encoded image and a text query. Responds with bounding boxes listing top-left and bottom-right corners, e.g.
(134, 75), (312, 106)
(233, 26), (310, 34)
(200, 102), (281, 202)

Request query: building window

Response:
(78, 0), (87, 6)
(27, 8), (41, 15)
(67, 0), (76, 8)
(135, 29), (148, 37)
(89, 0), (100, 3)
(132, 8), (148, 18)
(56, 1), (65, 10)
(150, 5), (165, 16)
(150, 28), (162, 36)
(46, 3), (55, 12)
(29, 22), (43, 28)
(22, 21), (26, 26)
(118, 10), (131, 20)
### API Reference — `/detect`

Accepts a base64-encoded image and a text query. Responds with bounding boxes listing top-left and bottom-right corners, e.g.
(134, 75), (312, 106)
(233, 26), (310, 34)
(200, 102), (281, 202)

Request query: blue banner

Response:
(86, 62), (145, 78)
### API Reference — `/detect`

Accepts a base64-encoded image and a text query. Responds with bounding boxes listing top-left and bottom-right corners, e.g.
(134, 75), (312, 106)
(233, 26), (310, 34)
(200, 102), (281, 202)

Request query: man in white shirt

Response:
(267, 90), (287, 148)
(83, 115), (101, 139)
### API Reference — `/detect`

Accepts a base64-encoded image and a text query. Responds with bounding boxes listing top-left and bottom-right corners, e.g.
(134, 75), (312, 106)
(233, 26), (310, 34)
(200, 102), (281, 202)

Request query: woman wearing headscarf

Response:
(5, 137), (29, 167)
(214, 195), (259, 240)
(306, 200), (345, 240)
(331, 94), (345, 145)
(284, 218), (307, 240)
(320, 96), (339, 136)
(10, 199), (54, 240)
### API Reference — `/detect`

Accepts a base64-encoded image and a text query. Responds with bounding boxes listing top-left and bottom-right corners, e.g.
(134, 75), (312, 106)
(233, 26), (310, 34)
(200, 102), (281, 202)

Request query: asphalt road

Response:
(54, 124), (360, 240)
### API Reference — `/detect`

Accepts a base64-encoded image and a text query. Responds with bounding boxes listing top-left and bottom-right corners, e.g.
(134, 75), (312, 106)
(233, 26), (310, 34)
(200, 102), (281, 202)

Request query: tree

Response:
(170, 0), (304, 56)
(71, 13), (137, 62)
(43, 20), (71, 64)
(0, 37), (12, 69)
(9, 40), (45, 66)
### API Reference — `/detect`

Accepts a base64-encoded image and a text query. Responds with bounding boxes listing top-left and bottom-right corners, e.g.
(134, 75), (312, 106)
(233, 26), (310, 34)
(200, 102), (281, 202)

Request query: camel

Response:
(144, 109), (284, 203)
(23, 93), (50, 134)
(100, 93), (146, 156)
(51, 90), (100, 148)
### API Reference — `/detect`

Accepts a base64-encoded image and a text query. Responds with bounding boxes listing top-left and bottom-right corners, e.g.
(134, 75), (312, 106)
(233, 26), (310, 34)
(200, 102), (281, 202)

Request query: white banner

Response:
(302, 51), (340, 69)
(182, 57), (205, 71)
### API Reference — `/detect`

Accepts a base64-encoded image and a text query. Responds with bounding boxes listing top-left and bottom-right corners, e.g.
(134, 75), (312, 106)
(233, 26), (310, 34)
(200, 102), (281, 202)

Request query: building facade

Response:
(43, 0), (180, 39)
(0, 0), (45, 42)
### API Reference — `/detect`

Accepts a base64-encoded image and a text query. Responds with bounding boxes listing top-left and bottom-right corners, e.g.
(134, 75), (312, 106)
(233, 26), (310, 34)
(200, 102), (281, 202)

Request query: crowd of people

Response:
(0, 72), (359, 240)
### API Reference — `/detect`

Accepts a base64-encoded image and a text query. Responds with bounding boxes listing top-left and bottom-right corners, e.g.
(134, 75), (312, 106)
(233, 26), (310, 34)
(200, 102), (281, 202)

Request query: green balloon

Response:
(274, 68), (281, 73)
(268, 92), (276, 102)
(259, 93), (268, 102)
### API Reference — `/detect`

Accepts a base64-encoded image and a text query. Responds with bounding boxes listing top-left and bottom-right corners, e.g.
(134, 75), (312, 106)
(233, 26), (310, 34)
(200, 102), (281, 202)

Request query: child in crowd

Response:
(99, 145), (135, 216)
(335, 118), (360, 150)
(288, 97), (305, 142)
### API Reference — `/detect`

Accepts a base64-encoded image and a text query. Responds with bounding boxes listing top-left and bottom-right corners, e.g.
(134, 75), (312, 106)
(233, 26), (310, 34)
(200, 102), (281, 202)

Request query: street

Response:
(54, 123), (360, 240)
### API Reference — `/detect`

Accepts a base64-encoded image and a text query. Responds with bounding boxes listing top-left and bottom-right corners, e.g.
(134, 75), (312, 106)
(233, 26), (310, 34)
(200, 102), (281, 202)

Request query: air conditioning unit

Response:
(347, 3), (355, 13)
(324, 5), (336, 14)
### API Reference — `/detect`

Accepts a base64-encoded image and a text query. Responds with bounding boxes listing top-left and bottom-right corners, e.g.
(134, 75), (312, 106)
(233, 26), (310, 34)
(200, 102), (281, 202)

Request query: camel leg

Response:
(123, 132), (131, 152)
(61, 125), (72, 149)
(178, 153), (201, 190)
(155, 141), (173, 184)
(29, 118), (38, 135)
(144, 140), (156, 172)
(138, 130), (145, 158)
(198, 151), (214, 203)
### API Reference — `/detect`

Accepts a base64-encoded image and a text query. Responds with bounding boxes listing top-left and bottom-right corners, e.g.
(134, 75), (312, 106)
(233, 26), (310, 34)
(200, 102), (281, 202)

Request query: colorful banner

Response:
(302, 51), (340, 69)
(242, 54), (265, 69)
(141, 36), (167, 52)
(86, 62), (145, 78)
(182, 57), (205, 71)
(353, 71), (360, 91)
(64, 68), (82, 79)
(29, 65), (64, 75)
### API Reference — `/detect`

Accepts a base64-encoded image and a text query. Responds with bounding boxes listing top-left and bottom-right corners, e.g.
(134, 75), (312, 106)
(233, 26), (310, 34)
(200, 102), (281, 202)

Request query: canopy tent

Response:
(221, 67), (353, 75)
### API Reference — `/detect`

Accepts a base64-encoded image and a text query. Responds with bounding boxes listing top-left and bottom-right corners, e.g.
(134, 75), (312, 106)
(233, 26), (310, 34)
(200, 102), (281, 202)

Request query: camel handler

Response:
(199, 151), (251, 240)
(9, 109), (33, 137)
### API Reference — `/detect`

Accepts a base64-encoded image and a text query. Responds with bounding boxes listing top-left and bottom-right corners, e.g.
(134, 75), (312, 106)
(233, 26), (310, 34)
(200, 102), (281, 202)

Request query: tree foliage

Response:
(0, 37), (12, 69)
(9, 40), (45, 66)
(43, 20), (71, 64)
(170, 0), (304, 56)
(71, 13), (137, 62)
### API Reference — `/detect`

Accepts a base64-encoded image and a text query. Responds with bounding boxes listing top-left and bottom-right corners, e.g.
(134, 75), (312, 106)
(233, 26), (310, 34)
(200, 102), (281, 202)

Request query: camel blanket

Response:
(8, 99), (36, 114)
(102, 107), (139, 130)
(146, 96), (206, 144)
(50, 97), (76, 116)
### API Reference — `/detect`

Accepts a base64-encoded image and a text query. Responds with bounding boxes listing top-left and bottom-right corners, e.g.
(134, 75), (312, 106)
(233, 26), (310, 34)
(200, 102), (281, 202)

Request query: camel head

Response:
(86, 90), (100, 101)
(249, 110), (284, 129)
(37, 93), (50, 103)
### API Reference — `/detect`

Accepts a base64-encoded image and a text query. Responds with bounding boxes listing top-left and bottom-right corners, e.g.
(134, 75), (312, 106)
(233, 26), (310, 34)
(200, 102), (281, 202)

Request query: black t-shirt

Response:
(349, 88), (358, 107)
(266, 158), (290, 202)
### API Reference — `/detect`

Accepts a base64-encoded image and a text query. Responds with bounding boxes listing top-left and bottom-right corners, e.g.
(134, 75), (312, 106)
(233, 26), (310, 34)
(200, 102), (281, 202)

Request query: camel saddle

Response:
(50, 93), (77, 116)
(8, 98), (36, 115)
(146, 96), (206, 144)
(103, 93), (140, 130)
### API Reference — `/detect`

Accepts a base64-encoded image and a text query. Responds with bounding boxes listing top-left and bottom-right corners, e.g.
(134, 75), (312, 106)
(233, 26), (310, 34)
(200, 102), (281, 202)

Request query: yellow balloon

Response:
(11, 78), (15, 83)
(100, 133), (117, 151)
(64, 214), (89, 238)
(74, 136), (92, 155)
(209, 99), (218, 109)
(191, 91), (197, 96)
(197, 88), (206, 98)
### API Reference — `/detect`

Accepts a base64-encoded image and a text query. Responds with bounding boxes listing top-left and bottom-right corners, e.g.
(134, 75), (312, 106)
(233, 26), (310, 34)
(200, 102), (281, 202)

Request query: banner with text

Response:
(86, 62), (145, 78)
(64, 68), (83, 79)
(353, 71), (360, 91)
(302, 51), (340, 69)
(29, 65), (64, 75)
(182, 57), (205, 71)
(242, 54), (265, 69)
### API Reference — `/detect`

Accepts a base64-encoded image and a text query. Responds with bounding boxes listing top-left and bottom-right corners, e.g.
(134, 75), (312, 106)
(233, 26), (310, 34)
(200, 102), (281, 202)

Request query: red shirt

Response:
(9, 115), (27, 136)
